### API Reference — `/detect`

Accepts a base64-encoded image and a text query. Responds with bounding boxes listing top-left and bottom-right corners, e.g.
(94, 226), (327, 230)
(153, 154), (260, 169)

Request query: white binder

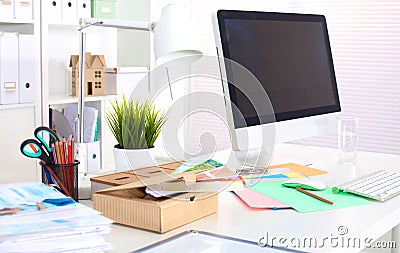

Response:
(62, 0), (77, 23)
(14, 0), (33, 19)
(18, 34), (35, 104)
(0, 32), (19, 105)
(77, 0), (91, 19)
(48, 0), (63, 22)
(86, 141), (101, 173)
(0, 0), (14, 19)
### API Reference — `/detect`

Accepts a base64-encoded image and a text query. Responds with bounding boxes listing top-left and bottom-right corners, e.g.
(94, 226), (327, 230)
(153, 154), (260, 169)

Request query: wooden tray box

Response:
(91, 162), (219, 233)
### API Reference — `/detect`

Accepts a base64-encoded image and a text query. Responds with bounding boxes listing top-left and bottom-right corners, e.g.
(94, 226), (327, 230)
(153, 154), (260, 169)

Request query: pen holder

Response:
(40, 160), (80, 201)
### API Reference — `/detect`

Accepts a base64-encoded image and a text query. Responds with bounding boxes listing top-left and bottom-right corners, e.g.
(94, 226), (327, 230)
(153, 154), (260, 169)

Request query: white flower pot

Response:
(113, 146), (156, 172)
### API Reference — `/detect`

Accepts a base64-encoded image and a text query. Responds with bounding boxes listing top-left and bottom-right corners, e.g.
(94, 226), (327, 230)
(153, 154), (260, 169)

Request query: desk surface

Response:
(96, 144), (400, 253)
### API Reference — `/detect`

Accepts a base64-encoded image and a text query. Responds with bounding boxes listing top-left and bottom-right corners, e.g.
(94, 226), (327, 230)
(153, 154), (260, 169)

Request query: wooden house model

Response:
(70, 52), (106, 96)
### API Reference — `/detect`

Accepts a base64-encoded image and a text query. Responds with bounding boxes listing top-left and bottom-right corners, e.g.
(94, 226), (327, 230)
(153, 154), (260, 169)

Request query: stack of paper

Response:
(0, 182), (113, 252)
(145, 159), (245, 198)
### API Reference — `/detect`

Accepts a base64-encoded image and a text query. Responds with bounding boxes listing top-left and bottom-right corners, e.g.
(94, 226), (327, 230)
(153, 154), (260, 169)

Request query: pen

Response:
(295, 187), (334, 205)
(51, 143), (57, 164)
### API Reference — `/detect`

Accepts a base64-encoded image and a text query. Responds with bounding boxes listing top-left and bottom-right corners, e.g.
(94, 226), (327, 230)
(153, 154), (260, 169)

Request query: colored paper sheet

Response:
(248, 178), (286, 183)
(234, 187), (290, 209)
(147, 179), (244, 194)
(242, 173), (289, 180)
(248, 180), (371, 213)
(269, 163), (327, 177)
(242, 171), (303, 184)
(283, 172), (303, 178)
(196, 167), (235, 180)
(172, 159), (224, 174)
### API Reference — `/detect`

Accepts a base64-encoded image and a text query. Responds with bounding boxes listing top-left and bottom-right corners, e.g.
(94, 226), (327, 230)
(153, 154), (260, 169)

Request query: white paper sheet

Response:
(63, 104), (98, 143)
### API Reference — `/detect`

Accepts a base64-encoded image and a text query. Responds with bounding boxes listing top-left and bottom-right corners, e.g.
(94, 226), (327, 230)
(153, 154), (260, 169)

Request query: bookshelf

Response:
(0, 2), (41, 183)
(41, 1), (152, 174)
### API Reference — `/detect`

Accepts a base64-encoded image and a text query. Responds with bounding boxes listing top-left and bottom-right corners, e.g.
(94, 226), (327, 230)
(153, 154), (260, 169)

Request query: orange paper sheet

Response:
(269, 163), (327, 177)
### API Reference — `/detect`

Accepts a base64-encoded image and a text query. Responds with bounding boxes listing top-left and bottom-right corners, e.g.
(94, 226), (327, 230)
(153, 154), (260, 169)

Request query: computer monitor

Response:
(212, 10), (341, 158)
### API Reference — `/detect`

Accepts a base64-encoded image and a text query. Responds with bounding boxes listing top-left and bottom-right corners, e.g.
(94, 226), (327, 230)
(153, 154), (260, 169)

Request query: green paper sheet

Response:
(248, 180), (371, 213)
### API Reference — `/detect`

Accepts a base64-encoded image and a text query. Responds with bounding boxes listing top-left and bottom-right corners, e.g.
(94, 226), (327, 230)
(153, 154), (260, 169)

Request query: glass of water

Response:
(338, 117), (359, 164)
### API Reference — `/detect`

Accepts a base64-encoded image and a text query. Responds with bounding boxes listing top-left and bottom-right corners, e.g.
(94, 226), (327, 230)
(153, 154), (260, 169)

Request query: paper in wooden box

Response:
(91, 162), (219, 233)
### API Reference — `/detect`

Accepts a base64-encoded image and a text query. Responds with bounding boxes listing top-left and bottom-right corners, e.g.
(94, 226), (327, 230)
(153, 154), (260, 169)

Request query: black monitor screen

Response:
(217, 10), (341, 128)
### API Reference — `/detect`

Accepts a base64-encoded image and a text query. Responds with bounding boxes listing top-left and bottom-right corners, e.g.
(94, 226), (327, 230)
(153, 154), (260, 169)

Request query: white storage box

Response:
(86, 141), (101, 173)
(0, 0), (14, 19)
(104, 67), (148, 96)
(76, 141), (101, 174)
(14, 0), (33, 19)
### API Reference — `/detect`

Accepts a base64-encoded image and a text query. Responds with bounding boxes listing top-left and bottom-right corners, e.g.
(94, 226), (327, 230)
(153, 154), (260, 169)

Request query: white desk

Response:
(100, 144), (400, 253)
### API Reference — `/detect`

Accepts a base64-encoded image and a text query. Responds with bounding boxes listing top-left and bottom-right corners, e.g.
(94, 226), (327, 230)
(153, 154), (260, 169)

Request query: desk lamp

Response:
(76, 4), (202, 169)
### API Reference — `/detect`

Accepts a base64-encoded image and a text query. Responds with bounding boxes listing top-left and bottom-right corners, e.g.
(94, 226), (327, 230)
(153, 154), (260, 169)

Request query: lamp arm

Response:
(77, 31), (86, 144)
(76, 18), (154, 142)
(80, 18), (152, 31)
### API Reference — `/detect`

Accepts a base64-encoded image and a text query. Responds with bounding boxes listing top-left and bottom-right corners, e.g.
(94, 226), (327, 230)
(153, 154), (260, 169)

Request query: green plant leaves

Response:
(105, 96), (167, 149)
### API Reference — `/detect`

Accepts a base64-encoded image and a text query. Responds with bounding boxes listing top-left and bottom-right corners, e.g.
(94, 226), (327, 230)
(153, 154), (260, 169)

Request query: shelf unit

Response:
(0, 19), (33, 24)
(42, 18), (119, 173)
(41, 1), (153, 174)
(0, 103), (35, 110)
(49, 94), (120, 105)
(0, 0), (172, 184)
(0, 2), (41, 184)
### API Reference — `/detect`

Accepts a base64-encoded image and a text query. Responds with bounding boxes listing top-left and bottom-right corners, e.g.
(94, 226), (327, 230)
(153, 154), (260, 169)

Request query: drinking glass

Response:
(338, 117), (359, 164)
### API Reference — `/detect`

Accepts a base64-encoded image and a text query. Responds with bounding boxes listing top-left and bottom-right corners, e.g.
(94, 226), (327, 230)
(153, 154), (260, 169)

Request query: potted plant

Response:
(106, 96), (167, 171)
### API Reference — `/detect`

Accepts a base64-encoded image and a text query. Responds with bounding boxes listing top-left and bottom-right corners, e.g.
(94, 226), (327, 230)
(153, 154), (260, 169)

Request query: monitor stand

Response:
(226, 147), (273, 175)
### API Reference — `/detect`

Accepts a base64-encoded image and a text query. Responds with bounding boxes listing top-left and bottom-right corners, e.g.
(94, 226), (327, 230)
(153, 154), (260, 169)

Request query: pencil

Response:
(71, 135), (75, 161)
(59, 140), (65, 165)
(68, 141), (72, 164)
(67, 141), (73, 195)
(62, 137), (67, 164)
(55, 141), (61, 165)
(295, 187), (334, 205)
(44, 165), (72, 198)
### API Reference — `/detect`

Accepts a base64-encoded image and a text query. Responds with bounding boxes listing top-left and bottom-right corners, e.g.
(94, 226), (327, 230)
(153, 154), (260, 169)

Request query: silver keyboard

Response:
(332, 170), (400, 201)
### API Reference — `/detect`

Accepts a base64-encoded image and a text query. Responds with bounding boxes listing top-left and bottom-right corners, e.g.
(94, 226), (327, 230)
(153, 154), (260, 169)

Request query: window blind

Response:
(187, 0), (400, 155)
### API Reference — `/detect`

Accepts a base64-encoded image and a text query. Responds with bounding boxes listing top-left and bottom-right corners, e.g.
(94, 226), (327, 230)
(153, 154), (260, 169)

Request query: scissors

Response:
(20, 126), (60, 165)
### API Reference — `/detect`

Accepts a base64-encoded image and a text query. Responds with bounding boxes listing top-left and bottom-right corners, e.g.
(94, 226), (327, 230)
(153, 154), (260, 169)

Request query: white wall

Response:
(117, 0), (151, 67)
(187, 0), (400, 155)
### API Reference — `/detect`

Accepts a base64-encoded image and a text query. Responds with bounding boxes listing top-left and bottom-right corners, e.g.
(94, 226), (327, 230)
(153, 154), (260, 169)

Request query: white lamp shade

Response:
(153, 4), (202, 65)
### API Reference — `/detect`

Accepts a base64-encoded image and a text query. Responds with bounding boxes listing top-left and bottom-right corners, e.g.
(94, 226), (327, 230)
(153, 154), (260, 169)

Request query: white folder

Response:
(14, 0), (33, 19)
(0, 0), (14, 19)
(0, 33), (19, 105)
(76, 0), (91, 19)
(62, 0), (78, 23)
(48, 0), (63, 22)
(18, 34), (35, 103)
